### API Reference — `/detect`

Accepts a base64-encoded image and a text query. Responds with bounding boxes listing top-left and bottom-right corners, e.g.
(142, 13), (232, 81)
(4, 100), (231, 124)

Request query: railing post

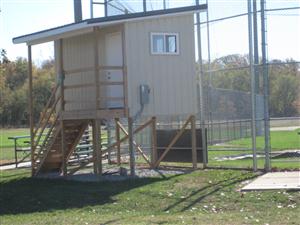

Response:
(151, 117), (157, 168)
(128, 117), (135, 176)
(28, 45), (34, 176)
(59, 39), (67, 176)
(115, 118), (121, 165)
(93, 119), (102, 175)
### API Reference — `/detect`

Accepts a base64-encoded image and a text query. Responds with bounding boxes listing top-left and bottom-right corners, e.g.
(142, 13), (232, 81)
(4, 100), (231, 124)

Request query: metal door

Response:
(104, 32), (124, 108)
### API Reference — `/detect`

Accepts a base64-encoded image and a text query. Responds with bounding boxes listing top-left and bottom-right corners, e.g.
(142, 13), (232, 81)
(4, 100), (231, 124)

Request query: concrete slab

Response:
(270, 126), (300, 131)
(0, 162), (31, 170)
(242, 171), (300, 191)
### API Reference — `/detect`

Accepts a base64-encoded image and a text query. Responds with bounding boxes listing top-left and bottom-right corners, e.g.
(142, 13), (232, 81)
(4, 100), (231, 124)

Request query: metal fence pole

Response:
(248, 0), (257, 171)
(261, 0), (271, 171)
(196, 0), (208, 167)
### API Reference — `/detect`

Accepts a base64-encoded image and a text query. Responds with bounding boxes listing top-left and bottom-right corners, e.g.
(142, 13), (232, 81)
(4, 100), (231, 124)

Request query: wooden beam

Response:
(92, 119), (102, 175)
(154, 115), (193, 168)
(115, 118), (121, 165)
(191, 115), (197, 169)
(117, 121), (151, 167)
(59, 39), (67, 176)
(92, 120), (97, 174)
(64, 66), (124, 75)
(151, 117), (157, 168)
(106, 117), (154, 153)
(28, 45), (34, 176)
(121, 26), (128, 110)
(93, 27), (100, 110)
(128, 117), (135, 176)
(61, 120), (67, 176)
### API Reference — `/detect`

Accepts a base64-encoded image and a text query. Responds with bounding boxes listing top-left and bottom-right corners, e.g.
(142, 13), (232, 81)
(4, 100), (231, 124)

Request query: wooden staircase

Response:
(31, 84), (88, 176)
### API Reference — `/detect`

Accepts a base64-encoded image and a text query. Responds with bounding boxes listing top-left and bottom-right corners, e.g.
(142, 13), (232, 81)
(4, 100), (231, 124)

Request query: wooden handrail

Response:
(33, 84), (60, 138)
(33, 114), (59, 161)
(64, 66), (125, 75)
(33, 95), (61, 150)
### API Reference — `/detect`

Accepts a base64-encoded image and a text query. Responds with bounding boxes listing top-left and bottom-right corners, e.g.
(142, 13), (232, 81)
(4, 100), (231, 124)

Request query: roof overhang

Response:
(13, 4), (207, 46)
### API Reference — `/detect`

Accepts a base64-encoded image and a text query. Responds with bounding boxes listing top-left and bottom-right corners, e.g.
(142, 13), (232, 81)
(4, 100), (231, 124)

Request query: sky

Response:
(0, 0), (299, 64)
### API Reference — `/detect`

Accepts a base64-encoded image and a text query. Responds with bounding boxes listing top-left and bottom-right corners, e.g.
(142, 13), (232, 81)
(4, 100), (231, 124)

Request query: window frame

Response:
(150, 32), (180, 55)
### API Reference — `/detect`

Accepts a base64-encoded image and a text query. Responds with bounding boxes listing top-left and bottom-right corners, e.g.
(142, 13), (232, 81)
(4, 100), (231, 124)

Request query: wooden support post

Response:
(115, 118), (121, 165)
(58, 39), (67, 176)
(121, 26), (128, 114)
(191, 115), (197, 169)
(28, 45), (34, 176)
(61, 120), (67, 176)
(93, 27), (100, 110)
(107, 122), (112, 164)
(93, 119), (102, 175)
(151, 117), (157, 168)
(128, 117), (135, 176)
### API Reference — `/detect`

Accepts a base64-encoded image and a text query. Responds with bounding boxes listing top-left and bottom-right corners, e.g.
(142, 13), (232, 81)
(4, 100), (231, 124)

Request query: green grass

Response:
(228, 129), (300, 150)
(0, 168), (299, 225)
(0, 128), (30, 164)
(0, 128), (30, 148)
(207, 129), (300, 170)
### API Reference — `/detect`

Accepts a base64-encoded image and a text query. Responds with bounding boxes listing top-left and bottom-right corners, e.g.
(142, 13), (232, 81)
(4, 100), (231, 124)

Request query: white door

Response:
(104, 32), (124, 108)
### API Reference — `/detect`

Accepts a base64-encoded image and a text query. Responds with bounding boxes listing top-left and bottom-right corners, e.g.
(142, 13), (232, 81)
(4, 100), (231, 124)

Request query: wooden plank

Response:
(66, 122), (89, 161)
(61, 120), (67, 176)
(64, 66), (94, 75)
(115, 118), (121, 165)
(92, 120), (97, 174)
(99, 66), (124, 70)
(64, 100), (95, 104)
(121, 27), (128, 110)
(99, 81), (124, 86)
(28, 45), (34, 176)
(64, 83), (95, 90)
(191, 115), (197, 169)
(154, 115), (193, 168)
(64, 66), (124, 76)
(98, 97), (124, 101)
(106, 117), (154, 152)
(92, 119), (102, 175)
(59, 39), (66, 176)
(33, 95), (61, 149)
(128, 117), (135, 176)
(151, 117), (157, 168)
(33, 84), (59, 138)
(93, 28), (100, 110)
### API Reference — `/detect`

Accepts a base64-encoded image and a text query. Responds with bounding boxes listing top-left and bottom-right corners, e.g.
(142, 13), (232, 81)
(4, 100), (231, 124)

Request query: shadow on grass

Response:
(165, 173), (259, 212)
(0, 173), (183, 216)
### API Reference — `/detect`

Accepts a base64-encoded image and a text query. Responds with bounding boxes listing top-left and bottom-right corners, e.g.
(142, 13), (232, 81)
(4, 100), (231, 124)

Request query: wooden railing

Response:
(31, 83), (61, 170)
(63, 66), (127, 111)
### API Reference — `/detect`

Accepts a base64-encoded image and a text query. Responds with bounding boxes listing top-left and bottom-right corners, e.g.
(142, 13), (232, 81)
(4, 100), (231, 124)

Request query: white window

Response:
(151, 33), (179, 55)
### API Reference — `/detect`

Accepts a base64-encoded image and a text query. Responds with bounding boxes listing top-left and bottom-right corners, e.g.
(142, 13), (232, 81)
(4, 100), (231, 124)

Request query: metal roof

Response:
(13, 4), (207, 45)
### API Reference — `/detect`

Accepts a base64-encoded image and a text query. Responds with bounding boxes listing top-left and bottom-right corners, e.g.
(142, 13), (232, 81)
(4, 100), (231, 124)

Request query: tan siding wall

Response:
(125, 14), (197, 117)
(62, 33), (96, 111)
(59, 25), (123, 111)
